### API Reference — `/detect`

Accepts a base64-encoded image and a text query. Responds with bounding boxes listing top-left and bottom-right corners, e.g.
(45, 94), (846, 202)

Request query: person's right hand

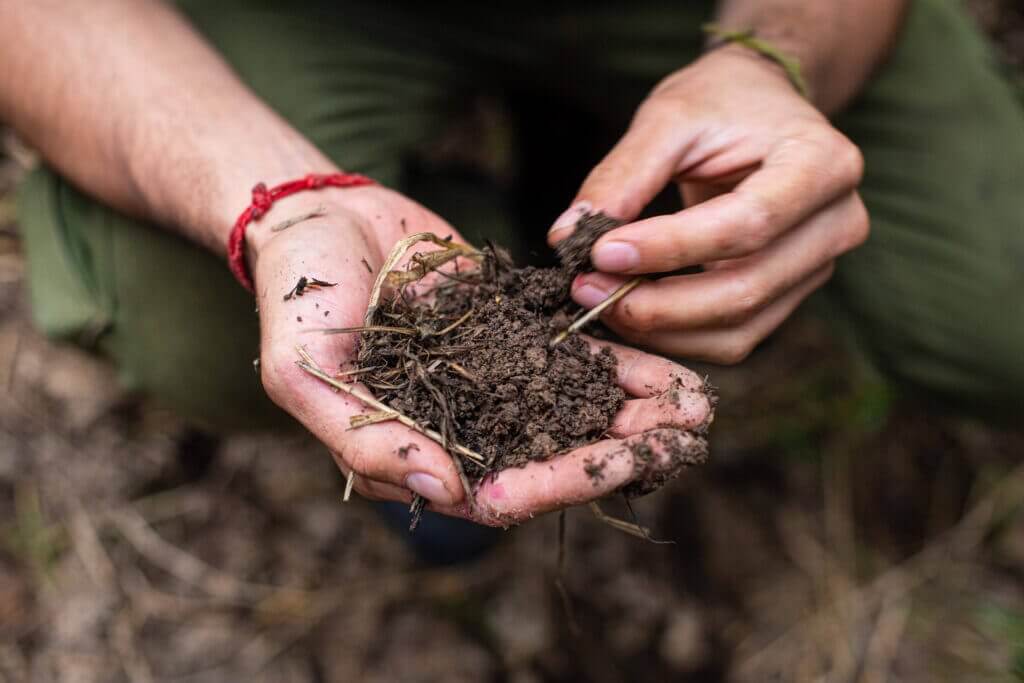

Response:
(249, 185), (713, 526)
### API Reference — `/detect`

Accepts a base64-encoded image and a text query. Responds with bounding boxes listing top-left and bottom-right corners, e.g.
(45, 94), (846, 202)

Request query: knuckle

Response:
(615, 298), (659, 334)
(725, 277), (765, 324)
(740, 194), (778, 252)
(841, 142), (866, 184)
(716, 336), (756, 365)
(827, 132), (865, 184)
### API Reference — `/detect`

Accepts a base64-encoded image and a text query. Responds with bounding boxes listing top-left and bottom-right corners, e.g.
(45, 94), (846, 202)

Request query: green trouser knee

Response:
(17, 0), (1024, 430)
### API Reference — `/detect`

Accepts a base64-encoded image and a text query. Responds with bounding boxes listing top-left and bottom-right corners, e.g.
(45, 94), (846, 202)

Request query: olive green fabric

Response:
(17, 0), (1024, 429)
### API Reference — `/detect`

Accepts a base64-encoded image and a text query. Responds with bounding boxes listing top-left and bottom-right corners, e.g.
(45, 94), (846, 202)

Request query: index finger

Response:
(590, 130), (864, 274)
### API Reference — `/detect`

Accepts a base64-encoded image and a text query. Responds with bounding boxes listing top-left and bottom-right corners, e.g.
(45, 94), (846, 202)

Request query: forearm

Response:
(713, 0), (910, 113)
(0, 0), (336, 255)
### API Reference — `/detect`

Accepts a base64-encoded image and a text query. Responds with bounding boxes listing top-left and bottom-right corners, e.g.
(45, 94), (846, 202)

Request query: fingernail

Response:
(593, 241), (639, 272)
(573, 283), (610, 309)
(549, 201), (592, 236)
(405, 472), (455, 505)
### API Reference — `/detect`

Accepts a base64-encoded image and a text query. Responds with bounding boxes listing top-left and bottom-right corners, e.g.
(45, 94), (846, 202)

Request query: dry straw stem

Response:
(343, 470), (356, 502)
(588, 501), (650, 540)
(551, 277), (642, 346)
(295, 350), (484, 465)
(364, 232), (483, 326)
(300, 235), (485, 511)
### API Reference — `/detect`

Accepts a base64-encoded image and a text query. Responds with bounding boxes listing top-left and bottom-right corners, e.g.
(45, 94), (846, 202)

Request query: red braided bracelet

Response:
(227, 172), (376, 292)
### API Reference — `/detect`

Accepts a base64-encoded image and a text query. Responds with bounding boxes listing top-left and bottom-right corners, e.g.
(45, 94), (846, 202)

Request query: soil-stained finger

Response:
(339, 422), (470, 505)
(582, 335), (705, 397)
(608, 383), (713, 438)
(463, 428), (708, 526)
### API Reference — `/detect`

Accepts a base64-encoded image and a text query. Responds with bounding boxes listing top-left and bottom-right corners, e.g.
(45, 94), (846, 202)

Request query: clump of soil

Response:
(555, 212), (623, 278)
(354, 244), (624, 476)
(348, 212), (709, 498)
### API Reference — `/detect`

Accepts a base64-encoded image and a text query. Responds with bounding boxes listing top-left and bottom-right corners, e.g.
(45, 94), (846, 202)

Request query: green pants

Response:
(17, 0), (1024, 428)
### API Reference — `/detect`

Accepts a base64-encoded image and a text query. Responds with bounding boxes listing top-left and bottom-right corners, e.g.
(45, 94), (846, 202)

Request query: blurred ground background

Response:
(1, 3), (1023, 682)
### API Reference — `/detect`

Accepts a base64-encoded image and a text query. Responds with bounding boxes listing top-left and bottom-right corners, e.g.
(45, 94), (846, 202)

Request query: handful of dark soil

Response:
(355, 245), (623, 477)
(312, 213), (709, 522)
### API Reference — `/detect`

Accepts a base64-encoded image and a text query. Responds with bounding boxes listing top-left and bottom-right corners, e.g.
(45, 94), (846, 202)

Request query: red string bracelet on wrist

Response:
(227, 172), (376, 293)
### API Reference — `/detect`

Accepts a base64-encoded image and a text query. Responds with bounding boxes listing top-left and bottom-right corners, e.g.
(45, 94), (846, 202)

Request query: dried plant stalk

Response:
(550, 277), (642, 346)
(364, 232), (483, 326)
(589, 501), (650, 540)
(296, 357), (484, 465)
(349, 410), (399, 429)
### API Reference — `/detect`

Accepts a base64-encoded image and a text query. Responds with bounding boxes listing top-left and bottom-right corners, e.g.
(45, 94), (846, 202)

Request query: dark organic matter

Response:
(554, 212), (624, 278)
(352, 245), (625, 481)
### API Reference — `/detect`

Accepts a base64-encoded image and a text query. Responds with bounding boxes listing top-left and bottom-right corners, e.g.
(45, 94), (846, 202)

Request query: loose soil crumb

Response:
(555, 212), (624, 278)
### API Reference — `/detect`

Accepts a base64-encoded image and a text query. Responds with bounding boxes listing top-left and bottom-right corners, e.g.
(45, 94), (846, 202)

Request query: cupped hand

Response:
(548, 46), (869, 364)
(251, 185), (473, 507)
(249, 185), (713, 525)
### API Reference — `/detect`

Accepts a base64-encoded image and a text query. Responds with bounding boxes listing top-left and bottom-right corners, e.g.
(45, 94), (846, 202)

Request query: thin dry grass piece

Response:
(550, 277), (642, 346)
(321, 325), (417, 336)
(589, 501), (651, 540)
(343, 471), (356, 502)
(447, 361), (478, 383)
(295, 356), (484, 464)
(349, 410), (399, 429)
(364, 232), (483, 325)
(427, 308), (475, 338)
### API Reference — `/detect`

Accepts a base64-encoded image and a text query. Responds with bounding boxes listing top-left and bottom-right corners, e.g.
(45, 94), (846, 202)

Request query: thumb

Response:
(548, 111), (689, 244)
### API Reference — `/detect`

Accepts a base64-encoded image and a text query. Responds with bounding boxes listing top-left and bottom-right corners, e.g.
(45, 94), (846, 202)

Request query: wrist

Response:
(243, 184), (379, 256)
(223, 173), (378, 292)
(700, 41), (811, 101)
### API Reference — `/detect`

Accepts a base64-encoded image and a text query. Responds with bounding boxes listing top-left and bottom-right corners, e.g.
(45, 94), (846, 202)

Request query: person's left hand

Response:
(548, 46), (870, 364)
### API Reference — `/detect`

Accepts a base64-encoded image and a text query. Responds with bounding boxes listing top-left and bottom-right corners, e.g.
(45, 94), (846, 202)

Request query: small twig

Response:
(109, 508), (270, 602)
(296, 355), (484, 463)
(427, 308), (475, 338)
(334, 366), (383, 378)
(551, 277), (642, 346)
(447, 362), (478, 383)
(624, 497), (675, 544)
(408, 495), (426, 532)
(343, 471), (356, 502)
(270, 205), (325, 232)
(589, 501), (651, 540)
(348, 410), (399, 429)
